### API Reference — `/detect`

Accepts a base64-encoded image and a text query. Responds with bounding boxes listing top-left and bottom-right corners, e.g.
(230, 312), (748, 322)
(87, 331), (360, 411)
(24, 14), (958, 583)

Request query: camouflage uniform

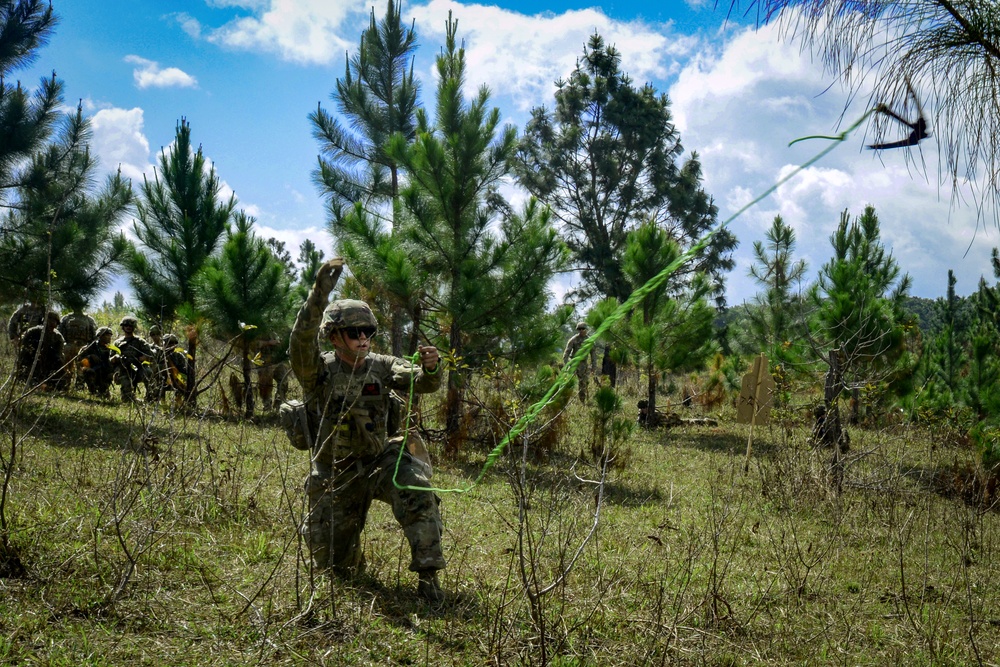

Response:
(256, 335), (290, 411)
(161, 334), (191, 397)
(58, 310), (98, 387)
(563, 322), (597, 402)
(114, 317), (154, 402)
(145, 326), (167, 403)
(17, 312), (66, 388)
(7, 301), (45, 351)
(79, 327), (117, 397)
(289, 288), (445, 580)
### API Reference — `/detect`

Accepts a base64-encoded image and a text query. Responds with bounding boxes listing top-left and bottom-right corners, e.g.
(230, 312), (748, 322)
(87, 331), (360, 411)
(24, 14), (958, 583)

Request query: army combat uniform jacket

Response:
(7, 303), (45, 342)
(289, 288), (440, 466)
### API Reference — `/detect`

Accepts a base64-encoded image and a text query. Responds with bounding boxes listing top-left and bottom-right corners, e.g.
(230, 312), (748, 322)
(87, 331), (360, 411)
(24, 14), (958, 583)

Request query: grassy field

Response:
(1, 361), (999, 666)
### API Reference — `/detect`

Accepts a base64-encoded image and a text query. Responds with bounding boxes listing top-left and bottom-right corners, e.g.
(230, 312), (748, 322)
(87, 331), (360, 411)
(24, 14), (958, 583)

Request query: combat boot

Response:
(417, 570), (444, 602)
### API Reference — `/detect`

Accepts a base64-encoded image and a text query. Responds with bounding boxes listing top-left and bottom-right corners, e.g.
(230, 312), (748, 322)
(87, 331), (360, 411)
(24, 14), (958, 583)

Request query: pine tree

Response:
(385, 15), (566, 453)
(197, 212), (290, 418)
(0, 0), (60, 304)
(622, 221), (715, 422)
(125, 118), (235, 323)
(967, 249), (1000, 421)
(810, 206), (913, 457)
(515, 32), (735, 305)
(125, 118), (236, 402)
(1, 103), (132, 306)
(310, 0), (419, 355)
(740, 215), (808, 399)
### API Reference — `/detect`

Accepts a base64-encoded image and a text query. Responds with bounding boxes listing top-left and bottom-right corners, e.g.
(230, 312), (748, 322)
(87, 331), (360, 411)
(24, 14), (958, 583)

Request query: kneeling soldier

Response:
(288, 258), (447, 601)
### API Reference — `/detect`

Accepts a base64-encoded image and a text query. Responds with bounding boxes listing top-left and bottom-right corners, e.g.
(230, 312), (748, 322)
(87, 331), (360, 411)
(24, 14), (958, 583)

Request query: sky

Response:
(18, 0), (1000, 309)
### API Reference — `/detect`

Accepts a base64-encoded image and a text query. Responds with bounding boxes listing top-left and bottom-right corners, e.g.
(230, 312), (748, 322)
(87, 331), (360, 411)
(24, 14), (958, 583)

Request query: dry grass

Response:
(1, 359), (999, 666)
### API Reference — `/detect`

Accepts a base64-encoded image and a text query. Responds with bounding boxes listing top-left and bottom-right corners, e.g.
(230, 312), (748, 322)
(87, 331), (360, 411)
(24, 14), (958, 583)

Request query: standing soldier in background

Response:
(145, 325), (167, 403)
(7, 291), (45, 354)
(563, 321), (597, 402)
(17, 311), (67, 389)
(79, 327), (117, 398)
(58, 305), (97, 388)
(288, 258), (447, 601)
(257, 334), (290, 411)
(113, 315), (154, 402)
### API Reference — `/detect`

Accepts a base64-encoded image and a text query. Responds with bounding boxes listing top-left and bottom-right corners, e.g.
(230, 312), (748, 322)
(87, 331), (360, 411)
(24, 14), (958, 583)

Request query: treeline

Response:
(1, 1), (998, 462)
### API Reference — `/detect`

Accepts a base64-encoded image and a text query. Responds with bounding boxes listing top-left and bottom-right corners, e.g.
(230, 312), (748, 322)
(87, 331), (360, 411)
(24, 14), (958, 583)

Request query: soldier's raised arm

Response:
(289, 258), (345, 393)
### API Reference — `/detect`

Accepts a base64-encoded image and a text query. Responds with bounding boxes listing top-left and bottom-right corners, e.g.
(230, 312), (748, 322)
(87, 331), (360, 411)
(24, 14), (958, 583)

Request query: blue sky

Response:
(19, 0), (998, 307)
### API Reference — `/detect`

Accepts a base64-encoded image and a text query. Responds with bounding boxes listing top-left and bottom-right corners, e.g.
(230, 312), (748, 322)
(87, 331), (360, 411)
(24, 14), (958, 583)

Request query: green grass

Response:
(2, 369), (999, 666)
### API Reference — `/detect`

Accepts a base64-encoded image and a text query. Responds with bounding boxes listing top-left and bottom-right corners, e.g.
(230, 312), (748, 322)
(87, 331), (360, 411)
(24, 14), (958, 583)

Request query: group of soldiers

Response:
(8, 299), (291, 409)
(7, 300), (190, 403)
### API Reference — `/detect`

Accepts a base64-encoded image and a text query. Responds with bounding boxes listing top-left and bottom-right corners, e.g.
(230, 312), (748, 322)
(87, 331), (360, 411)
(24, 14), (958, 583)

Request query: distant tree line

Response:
(2, 0), (999, 452)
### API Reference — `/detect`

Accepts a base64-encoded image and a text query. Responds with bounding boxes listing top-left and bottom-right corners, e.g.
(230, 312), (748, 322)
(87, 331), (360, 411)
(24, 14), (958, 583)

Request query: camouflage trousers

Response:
(575, 366), (591, 402)
(63, 341), (86, 387)
(115, 364), (147, 401)
(257, 361), (290, 411)
(303, 439), (444, 575)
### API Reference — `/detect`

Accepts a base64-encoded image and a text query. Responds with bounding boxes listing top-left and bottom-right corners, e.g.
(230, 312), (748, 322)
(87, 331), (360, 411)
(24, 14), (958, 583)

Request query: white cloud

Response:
(204, 0), (365, 65)
(410, 0), (690, 113)
(255, 223), (334, 263)
(172, 12), (202, 39)
(125, 55), (198, 89)
(87, 105), (154, 184)
(669, 18), (991, 303)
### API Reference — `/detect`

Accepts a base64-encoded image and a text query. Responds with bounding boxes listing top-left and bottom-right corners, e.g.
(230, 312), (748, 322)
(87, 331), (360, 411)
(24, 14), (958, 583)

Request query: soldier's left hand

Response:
(418, 345), (439, 372)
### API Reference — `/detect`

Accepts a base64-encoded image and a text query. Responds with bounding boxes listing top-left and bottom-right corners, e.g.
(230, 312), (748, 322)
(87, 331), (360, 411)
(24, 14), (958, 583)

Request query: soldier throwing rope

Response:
(287, 258), (447, 601)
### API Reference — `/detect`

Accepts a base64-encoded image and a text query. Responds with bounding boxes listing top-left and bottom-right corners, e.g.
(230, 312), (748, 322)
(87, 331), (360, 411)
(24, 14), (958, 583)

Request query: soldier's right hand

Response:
(316, 258), (345, 294)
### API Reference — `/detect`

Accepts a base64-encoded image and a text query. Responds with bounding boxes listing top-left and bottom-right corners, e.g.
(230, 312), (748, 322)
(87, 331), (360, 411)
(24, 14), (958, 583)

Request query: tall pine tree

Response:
(125, 119), (236, 402)
(386, 15), (566, 453)
(1, 103), (132, 306)
(515, 32), (735, 305)
(0, 0), (60, 304)
(310, 0), (419, 355)
(740, 215), (808, 399)
(196, 212), (290, 418)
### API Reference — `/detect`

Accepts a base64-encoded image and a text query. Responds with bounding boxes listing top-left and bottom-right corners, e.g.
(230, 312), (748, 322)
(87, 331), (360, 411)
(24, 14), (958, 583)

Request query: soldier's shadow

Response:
(341, 572), (481, 624)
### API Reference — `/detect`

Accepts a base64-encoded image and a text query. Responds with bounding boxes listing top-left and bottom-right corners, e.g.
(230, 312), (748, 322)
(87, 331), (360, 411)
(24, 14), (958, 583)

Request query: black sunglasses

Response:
(343, 326), (376, 340)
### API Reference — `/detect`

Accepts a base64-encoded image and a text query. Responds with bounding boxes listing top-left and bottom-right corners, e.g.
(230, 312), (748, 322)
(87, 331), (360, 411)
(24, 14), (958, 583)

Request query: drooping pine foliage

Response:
(0, 102), (132, 307)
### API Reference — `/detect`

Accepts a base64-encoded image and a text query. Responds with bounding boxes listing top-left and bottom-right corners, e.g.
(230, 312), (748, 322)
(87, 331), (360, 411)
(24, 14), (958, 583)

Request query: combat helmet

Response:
(320, 299), (377, 337)
(148, 324), (161, 337)
(576, 321), (588, 331)
(120, 315), (138, 328)
(96, 326), (114, 339)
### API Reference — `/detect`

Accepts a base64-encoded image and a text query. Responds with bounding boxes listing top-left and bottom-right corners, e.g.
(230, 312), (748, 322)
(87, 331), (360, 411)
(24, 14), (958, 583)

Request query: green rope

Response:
(393, 109), (875, 494)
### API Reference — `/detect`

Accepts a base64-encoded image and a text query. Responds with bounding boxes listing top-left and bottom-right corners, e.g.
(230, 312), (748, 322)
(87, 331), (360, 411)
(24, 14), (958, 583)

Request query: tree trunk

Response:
(602, 347), (617, 388)
(814, 349), (849, 494)
(444, 324), (464, 457)
(645, 361), (657, 427)
(242, 337), (254, 420)
(185, 328), (198, 407)
(390, 303), (405, 357)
